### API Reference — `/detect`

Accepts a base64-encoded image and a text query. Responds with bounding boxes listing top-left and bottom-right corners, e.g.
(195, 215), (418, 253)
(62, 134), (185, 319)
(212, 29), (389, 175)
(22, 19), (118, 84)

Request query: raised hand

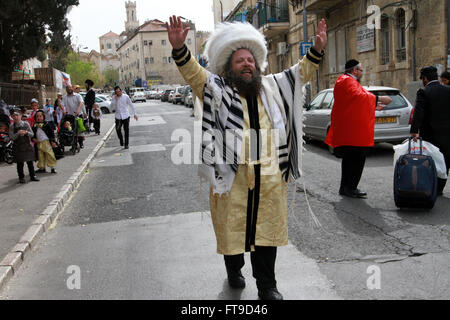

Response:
(313, 18), (327, 53)
(165, 15), (190, 50)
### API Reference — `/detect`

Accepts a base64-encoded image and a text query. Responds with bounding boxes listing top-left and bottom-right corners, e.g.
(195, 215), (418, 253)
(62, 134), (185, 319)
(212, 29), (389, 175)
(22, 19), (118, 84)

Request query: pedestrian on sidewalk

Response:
(61, 85), (86, 149)
(325, 59), (392, 198)
(84, 79), (96, 132)
(91, 103), (102, 135)
(166, 15), (327, 300)
(32, 110), (57, 174)
(440, 71), (450, 86)
(410, 66), (450, 196)
(43, 99), (56, 132)
(54, 93), (66, 129)
(9, 108), (39, 184)
(27, 98), (40, 128)
(111, 86), (138, 149)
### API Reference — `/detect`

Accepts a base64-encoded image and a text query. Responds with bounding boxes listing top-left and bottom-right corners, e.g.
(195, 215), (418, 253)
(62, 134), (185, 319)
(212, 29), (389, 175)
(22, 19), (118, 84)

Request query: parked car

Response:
(145, 90), (152, 99)
(168, 90), (175, 103)
(303, 86), (414, 150)
(132, 91), (147, 103)
(183, 87), (193, 108)
(181, 86), (191, 106)
(79, 92), (114, 114)
(161, 89), (172, 102)
(172, 86), (185, 104)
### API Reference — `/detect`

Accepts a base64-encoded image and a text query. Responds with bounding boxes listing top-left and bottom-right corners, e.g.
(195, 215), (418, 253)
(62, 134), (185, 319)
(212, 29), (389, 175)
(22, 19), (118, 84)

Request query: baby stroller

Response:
(0, 114), (13, 164)
(57, 114), (80, 155)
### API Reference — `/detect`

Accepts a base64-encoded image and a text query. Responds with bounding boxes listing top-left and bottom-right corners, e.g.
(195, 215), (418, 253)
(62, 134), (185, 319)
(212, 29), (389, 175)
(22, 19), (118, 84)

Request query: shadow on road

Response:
(395, 195), (450, 226)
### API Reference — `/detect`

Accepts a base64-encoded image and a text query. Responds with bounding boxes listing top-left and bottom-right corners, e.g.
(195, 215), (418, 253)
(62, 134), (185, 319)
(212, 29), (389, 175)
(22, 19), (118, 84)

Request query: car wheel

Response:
(101, 107), (109, 114)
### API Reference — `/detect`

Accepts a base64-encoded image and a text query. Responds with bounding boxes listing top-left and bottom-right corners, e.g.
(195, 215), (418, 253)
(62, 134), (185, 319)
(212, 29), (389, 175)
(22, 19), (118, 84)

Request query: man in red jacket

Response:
(325, 59), (392, 198)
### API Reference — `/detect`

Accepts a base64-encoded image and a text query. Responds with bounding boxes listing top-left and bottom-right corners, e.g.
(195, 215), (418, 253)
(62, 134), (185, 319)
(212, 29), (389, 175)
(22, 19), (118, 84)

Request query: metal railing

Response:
(257, 0), (289, 28)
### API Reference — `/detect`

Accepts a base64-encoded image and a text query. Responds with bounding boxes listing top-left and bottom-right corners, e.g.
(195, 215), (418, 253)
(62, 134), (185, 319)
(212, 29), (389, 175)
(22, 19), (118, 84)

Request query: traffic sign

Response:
(300, 41), (313, 56)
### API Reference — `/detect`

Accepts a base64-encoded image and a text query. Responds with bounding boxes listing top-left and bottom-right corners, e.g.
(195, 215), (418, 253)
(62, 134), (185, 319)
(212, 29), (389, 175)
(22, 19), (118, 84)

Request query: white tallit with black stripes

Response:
(199, 63), (306, 195)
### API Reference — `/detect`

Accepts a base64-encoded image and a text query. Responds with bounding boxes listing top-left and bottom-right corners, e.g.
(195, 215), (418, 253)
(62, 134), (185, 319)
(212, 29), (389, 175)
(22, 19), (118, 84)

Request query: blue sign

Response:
(300, 41), (313, 56)
(143, 80), (148, 88)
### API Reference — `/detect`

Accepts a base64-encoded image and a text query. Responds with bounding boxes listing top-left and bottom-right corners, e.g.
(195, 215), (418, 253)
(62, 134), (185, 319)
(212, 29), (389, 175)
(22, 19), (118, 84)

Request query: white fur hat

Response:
(205, 22), (268, 76)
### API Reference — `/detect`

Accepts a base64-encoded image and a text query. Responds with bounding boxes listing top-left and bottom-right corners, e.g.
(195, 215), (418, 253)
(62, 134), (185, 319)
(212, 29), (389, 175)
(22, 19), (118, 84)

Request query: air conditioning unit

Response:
(277, 42), (287, 56)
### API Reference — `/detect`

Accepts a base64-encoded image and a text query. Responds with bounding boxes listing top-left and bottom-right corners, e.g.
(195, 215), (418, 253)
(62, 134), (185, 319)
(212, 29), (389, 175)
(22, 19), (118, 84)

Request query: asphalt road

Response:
(1, 99), (449, 300)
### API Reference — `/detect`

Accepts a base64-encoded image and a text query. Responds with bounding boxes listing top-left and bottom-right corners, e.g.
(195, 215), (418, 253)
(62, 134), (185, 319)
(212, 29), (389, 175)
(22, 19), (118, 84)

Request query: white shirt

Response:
(43, 104), (54, 122)
(61, 93), (83, 116)
(111, 94), (136, 120)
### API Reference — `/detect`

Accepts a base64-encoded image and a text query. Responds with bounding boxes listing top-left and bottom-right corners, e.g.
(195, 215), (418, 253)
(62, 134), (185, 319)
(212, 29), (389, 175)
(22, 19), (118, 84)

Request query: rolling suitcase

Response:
(394, 137), (438, 209)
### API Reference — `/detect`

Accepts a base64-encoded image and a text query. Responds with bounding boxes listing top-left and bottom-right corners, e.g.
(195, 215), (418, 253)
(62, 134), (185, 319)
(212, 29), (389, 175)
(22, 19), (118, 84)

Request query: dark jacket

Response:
(411, 80), (450, 156)
(32, 121), (55, 143)
(10, 120), (35, 163)
(84, 89), (96, 109)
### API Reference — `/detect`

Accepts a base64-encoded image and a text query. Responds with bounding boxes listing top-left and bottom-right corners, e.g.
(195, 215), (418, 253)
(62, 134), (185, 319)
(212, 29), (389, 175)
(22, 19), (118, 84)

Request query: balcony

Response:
(256, 0), (290, 38)
(295, 0), (342, 14)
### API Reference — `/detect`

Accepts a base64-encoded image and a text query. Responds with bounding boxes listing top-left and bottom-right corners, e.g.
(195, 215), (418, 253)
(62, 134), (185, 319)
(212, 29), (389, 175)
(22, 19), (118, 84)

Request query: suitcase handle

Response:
(408, 136), (423, 155)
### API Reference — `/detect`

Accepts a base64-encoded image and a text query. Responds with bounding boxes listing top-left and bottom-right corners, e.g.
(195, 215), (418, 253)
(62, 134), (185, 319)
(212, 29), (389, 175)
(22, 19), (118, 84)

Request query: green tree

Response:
(103, 67), (119, 88)
(65, 51), (104, 88)
(0, 0), (79, 81)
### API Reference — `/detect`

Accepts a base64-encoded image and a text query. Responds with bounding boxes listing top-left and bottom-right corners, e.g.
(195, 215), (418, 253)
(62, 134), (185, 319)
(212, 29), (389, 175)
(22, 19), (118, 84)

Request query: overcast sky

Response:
(67, 0), (214, 52)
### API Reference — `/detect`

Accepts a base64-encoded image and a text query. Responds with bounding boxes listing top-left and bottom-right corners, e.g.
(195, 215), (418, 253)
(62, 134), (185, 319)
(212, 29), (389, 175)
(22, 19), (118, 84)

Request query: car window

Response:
(308, 92), (327, 110)
(370, 90), (408, 110)
(95, 97), (102, 102)
(320, 92), (333, 109)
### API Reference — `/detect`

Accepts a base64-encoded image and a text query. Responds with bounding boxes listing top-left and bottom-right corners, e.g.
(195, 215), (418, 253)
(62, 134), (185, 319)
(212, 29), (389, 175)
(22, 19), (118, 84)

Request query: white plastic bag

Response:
(393, 139), (448, 179)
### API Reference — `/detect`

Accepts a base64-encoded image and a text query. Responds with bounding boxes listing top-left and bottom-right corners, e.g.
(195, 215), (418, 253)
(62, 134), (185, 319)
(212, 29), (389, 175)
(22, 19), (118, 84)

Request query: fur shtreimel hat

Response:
(205, 22), (268, 76)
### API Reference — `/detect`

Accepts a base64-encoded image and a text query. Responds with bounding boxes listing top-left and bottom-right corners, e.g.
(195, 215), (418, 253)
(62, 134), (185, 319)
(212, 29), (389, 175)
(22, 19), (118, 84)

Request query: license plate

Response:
(376, 116), (397, 124)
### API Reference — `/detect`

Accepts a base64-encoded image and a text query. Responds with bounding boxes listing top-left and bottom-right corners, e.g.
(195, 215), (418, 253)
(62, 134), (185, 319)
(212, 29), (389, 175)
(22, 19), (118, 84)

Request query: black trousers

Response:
(115, 117), (130, 146)
(93, 119), (101, 134)
(17, 161), (35, 179)
(86, 106), (93, 127)
(335, 146), (368, 190)
(224, 246), (277, 290)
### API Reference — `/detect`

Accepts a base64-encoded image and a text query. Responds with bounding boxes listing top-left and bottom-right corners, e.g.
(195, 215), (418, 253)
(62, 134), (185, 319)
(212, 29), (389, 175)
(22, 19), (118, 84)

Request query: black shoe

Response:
(36, 168), (46, 173)
(30, 176), (40, 182)
(258, 288), (283, 300)
(51, 168), (57, 174)
(120, 141), (124, 147)
(124, 145), (129, 149)
(339, 187), (367, 198)
(226, 269), (246, 289)
(19, 178), (26, 184)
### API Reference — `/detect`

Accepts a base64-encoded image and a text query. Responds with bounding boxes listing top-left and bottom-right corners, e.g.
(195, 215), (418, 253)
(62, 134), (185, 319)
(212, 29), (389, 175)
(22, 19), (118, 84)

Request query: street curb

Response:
(0, 123), (116, 292)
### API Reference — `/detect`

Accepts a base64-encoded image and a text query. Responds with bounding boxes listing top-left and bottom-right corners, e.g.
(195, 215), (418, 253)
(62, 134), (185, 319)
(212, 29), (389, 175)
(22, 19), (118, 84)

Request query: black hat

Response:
(345, 59), (360, 70)
(420, 66), (438, 80)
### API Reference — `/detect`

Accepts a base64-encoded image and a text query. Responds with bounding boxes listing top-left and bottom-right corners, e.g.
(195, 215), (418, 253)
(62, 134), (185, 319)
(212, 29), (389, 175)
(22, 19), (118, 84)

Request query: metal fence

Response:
(0, 82), (42, 108)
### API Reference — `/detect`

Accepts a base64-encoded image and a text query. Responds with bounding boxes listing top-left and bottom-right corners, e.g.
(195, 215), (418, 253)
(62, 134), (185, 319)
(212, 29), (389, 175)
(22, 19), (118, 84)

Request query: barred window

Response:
(380, 15), (390, 65)
(396, 9), (406, 62)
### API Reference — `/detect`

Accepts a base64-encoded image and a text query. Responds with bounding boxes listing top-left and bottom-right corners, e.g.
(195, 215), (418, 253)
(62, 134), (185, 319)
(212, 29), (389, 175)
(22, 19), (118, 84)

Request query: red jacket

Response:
(325, 74), (377, 148)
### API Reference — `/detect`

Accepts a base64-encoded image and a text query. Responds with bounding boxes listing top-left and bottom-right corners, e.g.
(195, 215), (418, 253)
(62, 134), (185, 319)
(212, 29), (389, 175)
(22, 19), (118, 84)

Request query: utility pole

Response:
(303, 0), (307, 42)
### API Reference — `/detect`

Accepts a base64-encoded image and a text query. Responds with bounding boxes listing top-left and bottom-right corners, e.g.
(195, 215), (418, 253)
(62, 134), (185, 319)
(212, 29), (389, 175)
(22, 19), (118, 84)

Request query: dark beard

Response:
(226, 70), (262, 97)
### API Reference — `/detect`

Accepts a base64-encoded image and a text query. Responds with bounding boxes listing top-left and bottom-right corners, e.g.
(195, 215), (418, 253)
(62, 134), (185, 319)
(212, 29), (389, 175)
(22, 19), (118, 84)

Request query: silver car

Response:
(303, 86), (414, 147)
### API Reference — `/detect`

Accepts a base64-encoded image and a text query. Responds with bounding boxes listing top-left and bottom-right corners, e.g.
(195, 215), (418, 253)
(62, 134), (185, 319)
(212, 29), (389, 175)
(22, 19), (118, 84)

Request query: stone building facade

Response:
(116, 19), (197, 87)
(225, 0), (450, 103)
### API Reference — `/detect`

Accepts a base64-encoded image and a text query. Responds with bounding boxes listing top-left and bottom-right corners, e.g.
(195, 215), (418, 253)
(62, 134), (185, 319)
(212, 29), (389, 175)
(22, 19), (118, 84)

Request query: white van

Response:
(129, 87), (145, 95)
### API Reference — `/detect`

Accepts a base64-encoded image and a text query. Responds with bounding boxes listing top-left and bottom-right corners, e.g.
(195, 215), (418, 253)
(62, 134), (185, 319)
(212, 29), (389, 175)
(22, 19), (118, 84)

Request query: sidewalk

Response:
(0, 115), (116, 290)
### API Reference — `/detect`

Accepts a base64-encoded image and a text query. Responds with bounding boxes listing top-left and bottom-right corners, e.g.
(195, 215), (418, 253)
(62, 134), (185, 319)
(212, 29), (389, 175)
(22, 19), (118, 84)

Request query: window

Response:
(145, 57), (149, 64)
(307, 92), (326, 110)
(150, 57), (154, 64)
(101, 44), (104, 50)
(396, 9), (406, 62)
(187, 39), (192, 45)
(162, 40), (166, 46)
(168, 57), (173, 63)
(327, 30), (346, 73)
(107, 43), (112, 49)
(163, 57), (168, 64)
(115, 43), (119, 49)
(144, 40), (148, 46)
(320, 93), (334, 109)
(380, 15), (390, 65)
(149, 40), (153, 46)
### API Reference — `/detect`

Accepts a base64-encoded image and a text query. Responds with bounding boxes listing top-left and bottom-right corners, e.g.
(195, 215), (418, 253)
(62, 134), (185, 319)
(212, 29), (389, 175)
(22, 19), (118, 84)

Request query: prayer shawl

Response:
(199, 63), (306, 195)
